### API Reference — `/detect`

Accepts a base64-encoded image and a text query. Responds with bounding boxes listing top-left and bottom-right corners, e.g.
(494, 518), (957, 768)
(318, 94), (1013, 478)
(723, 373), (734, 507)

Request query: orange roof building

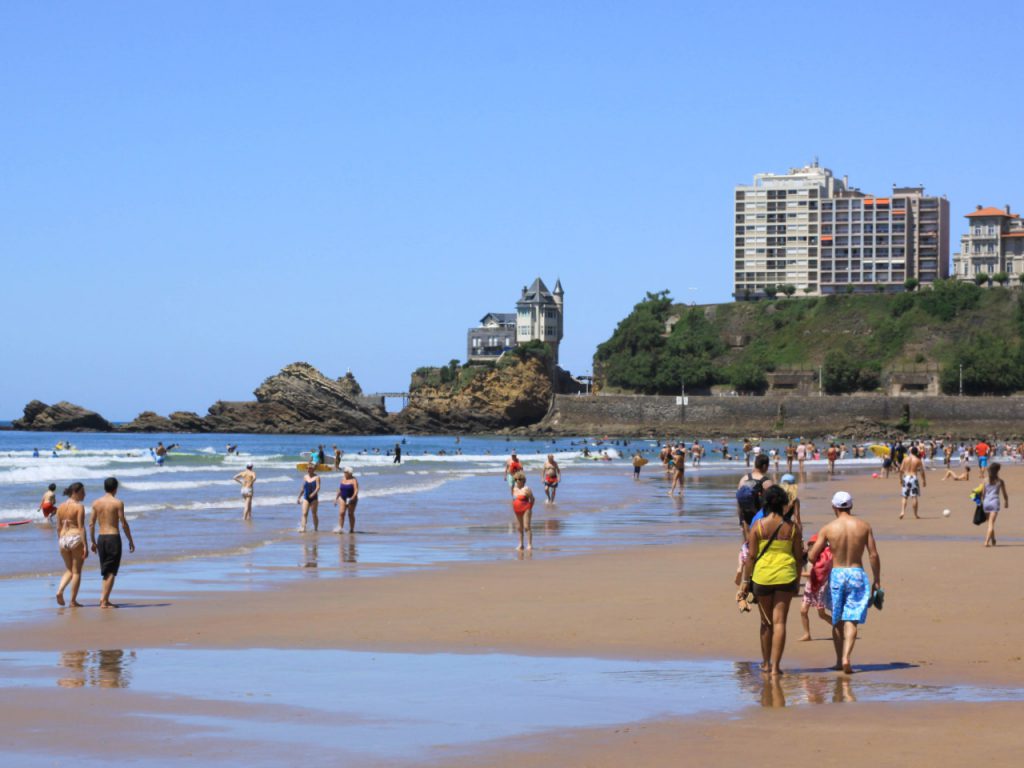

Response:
(953, 205), (1024, 283)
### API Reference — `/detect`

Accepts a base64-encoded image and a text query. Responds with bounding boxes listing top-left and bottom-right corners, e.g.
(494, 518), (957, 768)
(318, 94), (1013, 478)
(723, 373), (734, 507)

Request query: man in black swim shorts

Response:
(89, 477), (135, 609)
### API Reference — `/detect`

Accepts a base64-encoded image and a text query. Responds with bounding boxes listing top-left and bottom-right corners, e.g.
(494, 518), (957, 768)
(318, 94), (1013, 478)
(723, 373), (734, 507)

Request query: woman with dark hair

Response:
(55, 482), (88, 607)
(737, 484), (804, 675)
(982, 462), (1009, 547)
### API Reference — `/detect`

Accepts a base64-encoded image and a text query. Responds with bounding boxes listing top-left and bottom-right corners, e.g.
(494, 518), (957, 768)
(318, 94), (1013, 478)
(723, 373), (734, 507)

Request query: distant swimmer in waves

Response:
(233, 462), (256, 521)
(511, 471), (535, 551)
(55, 482), (88, 607)
(504, 453), (523, 497)
(333, 445), (342, 471)
(89, 477), (135, 609)
(39, 483), (58, 520)
(296, 464), (321, 533)
(334, 467), (359, 534)
(542, 455), (561, 504)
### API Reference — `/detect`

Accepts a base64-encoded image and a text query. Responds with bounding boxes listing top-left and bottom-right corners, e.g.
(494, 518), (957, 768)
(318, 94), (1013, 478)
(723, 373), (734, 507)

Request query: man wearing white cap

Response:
(233, 462), (256, 521)
(806, 491), (881, 675)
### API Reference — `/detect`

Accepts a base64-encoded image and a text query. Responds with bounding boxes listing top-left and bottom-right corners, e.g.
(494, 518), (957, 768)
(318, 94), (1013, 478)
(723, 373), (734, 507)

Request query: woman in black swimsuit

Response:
(296, 464), (320, 532)
(334, 467), (359, 534)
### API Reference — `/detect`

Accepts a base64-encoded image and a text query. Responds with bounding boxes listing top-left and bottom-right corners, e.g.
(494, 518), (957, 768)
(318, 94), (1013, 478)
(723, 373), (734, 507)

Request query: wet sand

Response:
(1, 460), (1021, 765)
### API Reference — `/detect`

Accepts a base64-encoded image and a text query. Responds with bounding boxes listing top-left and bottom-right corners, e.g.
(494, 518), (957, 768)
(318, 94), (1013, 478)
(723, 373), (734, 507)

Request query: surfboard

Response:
(296, 464), (335, 472)
(0, 520), (32, 528)
(869, 444), (890, 458)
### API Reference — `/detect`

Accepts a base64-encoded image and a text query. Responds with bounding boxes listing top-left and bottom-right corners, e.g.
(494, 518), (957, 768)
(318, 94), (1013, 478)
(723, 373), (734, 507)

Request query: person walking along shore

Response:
(89, 477), (135, 610)
(807, 491), (881, 674)
(737, 485), (804, 676)
(335, 467), (359, 534)
(981, 462), (1008, 547)
(297, 464), (321, 533)
(54, 482), (88, 607)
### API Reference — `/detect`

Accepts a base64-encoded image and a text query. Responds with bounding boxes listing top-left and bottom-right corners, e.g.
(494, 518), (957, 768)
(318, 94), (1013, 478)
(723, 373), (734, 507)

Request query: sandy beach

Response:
(1, 458), (1021, 766)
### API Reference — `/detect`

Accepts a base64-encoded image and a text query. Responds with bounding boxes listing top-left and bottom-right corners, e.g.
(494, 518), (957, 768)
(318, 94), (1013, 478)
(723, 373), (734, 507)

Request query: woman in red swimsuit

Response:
(511, 471), (535, 551)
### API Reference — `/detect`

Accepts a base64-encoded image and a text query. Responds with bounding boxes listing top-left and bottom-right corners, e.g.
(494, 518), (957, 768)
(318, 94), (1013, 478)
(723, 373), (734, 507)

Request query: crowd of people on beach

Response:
(33, 431), (1012, 683)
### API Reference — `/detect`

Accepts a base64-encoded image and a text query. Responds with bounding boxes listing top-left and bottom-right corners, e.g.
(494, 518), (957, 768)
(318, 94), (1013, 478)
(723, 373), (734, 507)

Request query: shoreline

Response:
(2, 458), (1022, 765)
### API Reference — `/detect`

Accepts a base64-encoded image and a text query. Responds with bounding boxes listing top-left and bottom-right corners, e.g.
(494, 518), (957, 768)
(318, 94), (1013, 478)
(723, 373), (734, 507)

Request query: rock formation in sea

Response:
(394, 356), (554, 433)
(202, 362), (392, 434)
(119, 410), (206, 433)
(12, 400), (114, 432)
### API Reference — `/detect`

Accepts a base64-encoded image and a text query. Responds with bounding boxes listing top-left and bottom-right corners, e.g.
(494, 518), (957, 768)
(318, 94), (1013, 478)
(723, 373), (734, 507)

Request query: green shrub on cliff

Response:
(595, 291), (674, 393)
(940, 334), (1022, 395)
(823, 348), (881, 393)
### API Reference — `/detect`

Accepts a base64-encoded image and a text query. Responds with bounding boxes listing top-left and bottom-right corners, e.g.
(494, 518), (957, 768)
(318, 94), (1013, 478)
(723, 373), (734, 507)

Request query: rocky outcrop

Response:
(336, 372), (363, 397)
(168, 411), (207, 432)
(13, 400), (113, 432)
(119, 410), (207, 433)
(120, 411), (175, 432)
(202, 363), (392, 434)
(394, 356), (553, 433)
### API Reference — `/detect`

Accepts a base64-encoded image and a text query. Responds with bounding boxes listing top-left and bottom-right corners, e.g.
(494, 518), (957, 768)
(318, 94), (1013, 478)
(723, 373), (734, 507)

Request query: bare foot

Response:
(898, 513), (904, 520)
(56, 593), (65, 606)
(799, 634), (811, 642)
(829, 663), (843, 671)
(760, 662), (770, 673)
(516, 544), (524, 551)
(842, 663), (854, 674)
(526, 544), (533, 551)
(70, 601), (84, 608)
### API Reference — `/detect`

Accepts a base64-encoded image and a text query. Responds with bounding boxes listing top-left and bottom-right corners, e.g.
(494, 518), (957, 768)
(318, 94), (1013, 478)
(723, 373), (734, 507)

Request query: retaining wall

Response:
(543, 394), (1024, 437)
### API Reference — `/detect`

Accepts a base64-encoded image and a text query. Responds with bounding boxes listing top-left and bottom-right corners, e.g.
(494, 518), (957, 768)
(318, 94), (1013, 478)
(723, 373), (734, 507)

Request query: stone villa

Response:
(467, 277), (564, 364)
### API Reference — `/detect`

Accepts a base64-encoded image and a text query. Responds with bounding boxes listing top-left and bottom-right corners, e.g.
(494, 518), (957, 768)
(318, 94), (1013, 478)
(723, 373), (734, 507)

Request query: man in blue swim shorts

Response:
(806, 491), (882, 675)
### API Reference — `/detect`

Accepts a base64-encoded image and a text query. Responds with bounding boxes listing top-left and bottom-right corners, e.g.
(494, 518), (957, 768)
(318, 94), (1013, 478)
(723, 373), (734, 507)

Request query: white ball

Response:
(943, 509), (951, 517)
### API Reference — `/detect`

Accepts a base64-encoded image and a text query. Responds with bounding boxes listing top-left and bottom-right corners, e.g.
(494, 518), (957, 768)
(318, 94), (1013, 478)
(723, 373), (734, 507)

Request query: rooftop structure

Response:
(952, 204), (1024, 283)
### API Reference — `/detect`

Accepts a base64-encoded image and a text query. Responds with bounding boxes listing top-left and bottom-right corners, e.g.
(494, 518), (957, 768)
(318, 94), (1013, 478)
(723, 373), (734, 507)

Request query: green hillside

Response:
(595, 283), (1024, 396)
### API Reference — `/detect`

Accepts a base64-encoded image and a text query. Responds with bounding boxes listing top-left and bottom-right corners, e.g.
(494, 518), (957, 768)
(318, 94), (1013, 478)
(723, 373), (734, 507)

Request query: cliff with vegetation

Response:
(595, 283), (1024, 396)
(394, 342), (559, 433)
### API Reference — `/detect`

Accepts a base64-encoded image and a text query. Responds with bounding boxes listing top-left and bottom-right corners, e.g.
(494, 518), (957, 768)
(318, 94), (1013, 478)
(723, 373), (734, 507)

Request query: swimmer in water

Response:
(55, 482), (88, 607)
(233, 462), (256, 521)
(296, 464), (320, 533)
(542, 455), (561, 504)
(39, 483), (58, 520)
(511, 471), (535, 551)
(334, 467), (359, 533)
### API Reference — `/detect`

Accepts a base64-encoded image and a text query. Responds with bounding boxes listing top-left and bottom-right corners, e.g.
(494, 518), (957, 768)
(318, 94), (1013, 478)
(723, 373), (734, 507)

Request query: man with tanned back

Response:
(898, 445), (926, 519)
(89, 477), (135, 609)
(806, 491), (881, 674)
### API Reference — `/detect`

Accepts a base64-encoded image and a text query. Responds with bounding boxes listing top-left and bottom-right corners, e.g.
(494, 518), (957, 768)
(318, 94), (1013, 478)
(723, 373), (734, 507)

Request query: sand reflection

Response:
(58, 649), (135, 689)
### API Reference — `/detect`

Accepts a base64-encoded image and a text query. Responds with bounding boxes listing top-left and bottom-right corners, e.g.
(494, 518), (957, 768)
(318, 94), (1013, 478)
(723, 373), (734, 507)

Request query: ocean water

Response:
(0, 431), (865, 587)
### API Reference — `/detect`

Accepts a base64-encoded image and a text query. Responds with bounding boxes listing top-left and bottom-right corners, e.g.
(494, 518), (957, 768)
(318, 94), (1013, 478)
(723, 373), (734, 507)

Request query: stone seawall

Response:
(541, 394), (1024, 437)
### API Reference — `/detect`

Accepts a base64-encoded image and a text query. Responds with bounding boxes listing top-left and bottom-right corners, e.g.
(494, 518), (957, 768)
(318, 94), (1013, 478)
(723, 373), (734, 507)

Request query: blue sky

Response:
(3, 2), (1022, 419)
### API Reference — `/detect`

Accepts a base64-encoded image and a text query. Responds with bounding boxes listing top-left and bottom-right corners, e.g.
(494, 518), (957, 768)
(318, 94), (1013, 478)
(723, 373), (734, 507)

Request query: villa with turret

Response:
(467, 277), (564, 364)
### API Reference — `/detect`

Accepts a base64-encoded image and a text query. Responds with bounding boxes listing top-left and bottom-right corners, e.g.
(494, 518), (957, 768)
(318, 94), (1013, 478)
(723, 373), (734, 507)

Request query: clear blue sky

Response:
(3, 2), (1022, 420)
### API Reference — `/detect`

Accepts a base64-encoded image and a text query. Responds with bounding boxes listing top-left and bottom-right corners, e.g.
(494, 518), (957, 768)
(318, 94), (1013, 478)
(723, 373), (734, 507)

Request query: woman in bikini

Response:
(511, 471), (535, 551)
(55, 482), (88, 607)
(542, 455), (561, 504)
(296, 464), (321, 533)
(737, 485), (804, 676)
(334, 467), (360, 534)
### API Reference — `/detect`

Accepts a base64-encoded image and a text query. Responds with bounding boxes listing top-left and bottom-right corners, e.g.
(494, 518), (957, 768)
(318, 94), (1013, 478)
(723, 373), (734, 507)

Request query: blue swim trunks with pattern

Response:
(830, 567), (870, 625)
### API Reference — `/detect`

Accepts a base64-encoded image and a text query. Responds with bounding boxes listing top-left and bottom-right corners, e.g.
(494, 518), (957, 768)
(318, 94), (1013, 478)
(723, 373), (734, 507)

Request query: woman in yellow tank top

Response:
(737, 485), (805, 676)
